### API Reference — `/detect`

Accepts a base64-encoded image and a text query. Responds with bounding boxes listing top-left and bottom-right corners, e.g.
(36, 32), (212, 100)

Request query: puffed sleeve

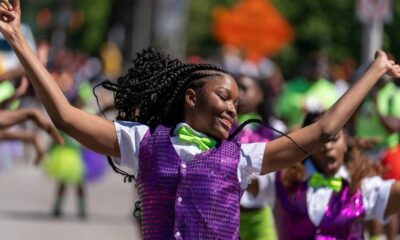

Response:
(361, 176), (395, 223)
(113, 121), (149, 178)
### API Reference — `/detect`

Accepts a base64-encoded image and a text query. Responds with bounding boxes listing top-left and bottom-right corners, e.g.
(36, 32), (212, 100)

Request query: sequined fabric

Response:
(273, 171), (365, 240)
(136, 125), (242, 239)
(233, 123), (273, 143)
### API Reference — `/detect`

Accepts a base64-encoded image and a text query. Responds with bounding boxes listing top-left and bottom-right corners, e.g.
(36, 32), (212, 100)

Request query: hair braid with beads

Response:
(102, 47), (227, 129)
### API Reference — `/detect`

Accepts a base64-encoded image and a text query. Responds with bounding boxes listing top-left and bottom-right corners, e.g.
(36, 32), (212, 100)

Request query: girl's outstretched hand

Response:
(374, 50), (400, 78)
(0, 0), (20, 39)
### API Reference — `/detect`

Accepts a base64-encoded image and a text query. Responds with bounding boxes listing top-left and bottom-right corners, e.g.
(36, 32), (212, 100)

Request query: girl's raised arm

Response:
(0, 0), (120, 157)
(261, 51), (400, 174)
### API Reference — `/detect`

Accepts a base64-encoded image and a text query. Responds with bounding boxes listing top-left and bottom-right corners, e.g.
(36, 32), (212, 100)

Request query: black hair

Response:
(98, 47), (227, 129)
(93, 47), (228, 182)
(94, 48), (229, 218)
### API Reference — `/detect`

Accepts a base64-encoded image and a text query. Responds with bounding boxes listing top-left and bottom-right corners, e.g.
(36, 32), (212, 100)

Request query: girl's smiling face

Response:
(311, 130), (347, 177)
(184, 73), (238, 140)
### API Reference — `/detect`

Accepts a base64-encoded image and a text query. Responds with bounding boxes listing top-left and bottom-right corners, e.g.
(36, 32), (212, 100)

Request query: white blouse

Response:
(113, 121), (267, 190)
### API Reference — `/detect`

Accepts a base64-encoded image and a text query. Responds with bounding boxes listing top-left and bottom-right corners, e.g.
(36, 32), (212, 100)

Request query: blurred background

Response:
(20, 0), (400, 77)
(0, 0), (399, 239)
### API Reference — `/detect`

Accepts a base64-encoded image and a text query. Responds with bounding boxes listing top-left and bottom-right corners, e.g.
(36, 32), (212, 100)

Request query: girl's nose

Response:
(227, 103), (237, 119)
(323, 141), (334, 151)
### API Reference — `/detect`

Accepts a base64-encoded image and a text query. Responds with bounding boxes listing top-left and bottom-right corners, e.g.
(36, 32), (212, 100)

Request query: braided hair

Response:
(100, 47), (227, 129)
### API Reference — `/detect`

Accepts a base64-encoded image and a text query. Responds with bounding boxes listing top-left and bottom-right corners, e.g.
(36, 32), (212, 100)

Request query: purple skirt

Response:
(82, 148), (107, 182)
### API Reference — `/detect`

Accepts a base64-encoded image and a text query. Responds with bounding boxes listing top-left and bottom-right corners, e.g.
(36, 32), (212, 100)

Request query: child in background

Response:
(275, 50), (338, 130)
(371, 75), (400, 240)
(253, 111), (400, 239)
(233, 73), (278, 240)
(1, 1), (400, 238)
(41, 54), (106, 219)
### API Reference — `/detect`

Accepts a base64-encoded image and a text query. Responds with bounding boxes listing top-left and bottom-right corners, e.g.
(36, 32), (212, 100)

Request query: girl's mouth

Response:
(218, 116), (232, 130)
(325, 157), (338, 169)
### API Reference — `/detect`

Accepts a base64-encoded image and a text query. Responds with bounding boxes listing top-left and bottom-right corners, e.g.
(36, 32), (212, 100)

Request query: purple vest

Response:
(273, 171), (365, 240)
(136, 125), (242, 239)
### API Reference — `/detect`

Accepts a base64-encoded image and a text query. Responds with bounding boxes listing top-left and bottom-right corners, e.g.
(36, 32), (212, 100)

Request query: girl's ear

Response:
(185, 88), (197, 108)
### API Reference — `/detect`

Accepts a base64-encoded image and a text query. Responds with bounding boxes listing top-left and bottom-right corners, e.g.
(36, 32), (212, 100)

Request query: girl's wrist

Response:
(369, 60), (387, 78)
(6, 28), (25, 48)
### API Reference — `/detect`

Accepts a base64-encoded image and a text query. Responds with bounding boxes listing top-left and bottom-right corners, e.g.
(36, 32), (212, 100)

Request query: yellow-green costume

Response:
(355, 82), (400, 149)
(43, 134), (84, 185)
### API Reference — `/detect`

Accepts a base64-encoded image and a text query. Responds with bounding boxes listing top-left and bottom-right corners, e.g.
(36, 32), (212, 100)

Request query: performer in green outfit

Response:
(275, 51), (338, 129)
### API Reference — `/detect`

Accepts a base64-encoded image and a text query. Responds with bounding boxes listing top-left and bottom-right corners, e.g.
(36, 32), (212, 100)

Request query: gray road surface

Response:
(0, 164), (142, 240)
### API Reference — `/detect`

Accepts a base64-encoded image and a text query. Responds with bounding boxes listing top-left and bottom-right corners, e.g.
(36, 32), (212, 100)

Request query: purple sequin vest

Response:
(273, 171), (365, 240)
(136, 125), (242, 239)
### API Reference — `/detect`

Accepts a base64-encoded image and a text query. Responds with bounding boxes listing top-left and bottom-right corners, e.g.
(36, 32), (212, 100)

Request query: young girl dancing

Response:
(0, 1), (399, 239)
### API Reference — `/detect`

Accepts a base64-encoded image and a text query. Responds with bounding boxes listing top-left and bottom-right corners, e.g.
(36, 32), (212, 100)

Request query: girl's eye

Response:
(331, 136), (339, 143)
(218, 94), (228, 101)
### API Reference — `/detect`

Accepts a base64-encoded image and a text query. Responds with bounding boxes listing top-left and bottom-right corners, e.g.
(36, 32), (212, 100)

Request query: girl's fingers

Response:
(2, 0), (12, 10)
(0, 2), (8, 10)
(0, 8), (15, 21)
(52, 131), (64, 145)
(48, 126), (63, 144)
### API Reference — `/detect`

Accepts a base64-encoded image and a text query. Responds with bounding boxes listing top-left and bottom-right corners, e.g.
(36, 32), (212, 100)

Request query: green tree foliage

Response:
(271, 0), (361, 76)
(21, 0), (112, 55)
(70, 0), (113, 54)
(21, 0), (56, 34)
(385, 1), (400, 60)
(187, 0), (236, 55)
(188, 0), (398, 77)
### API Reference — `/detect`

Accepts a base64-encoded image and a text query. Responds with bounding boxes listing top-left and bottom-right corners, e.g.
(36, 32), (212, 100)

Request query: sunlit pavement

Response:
(0, 164), (142, 240)
(2, 164), (399, 240)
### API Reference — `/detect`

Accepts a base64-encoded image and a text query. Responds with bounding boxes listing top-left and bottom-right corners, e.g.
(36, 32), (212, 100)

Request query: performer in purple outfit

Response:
(1, 1), (400, 238)
(232, 73), (278, 240)
(257, 112), (400, 239)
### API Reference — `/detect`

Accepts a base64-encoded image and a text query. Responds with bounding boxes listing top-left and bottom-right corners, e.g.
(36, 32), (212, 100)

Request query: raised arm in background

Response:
(0, 108), (63, 143)
(0, 0), (120, 157)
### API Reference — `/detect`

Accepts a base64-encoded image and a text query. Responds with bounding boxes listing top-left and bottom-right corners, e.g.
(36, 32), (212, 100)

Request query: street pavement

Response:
(1, 160), (399, 240)
(0, 163), (142, 240)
